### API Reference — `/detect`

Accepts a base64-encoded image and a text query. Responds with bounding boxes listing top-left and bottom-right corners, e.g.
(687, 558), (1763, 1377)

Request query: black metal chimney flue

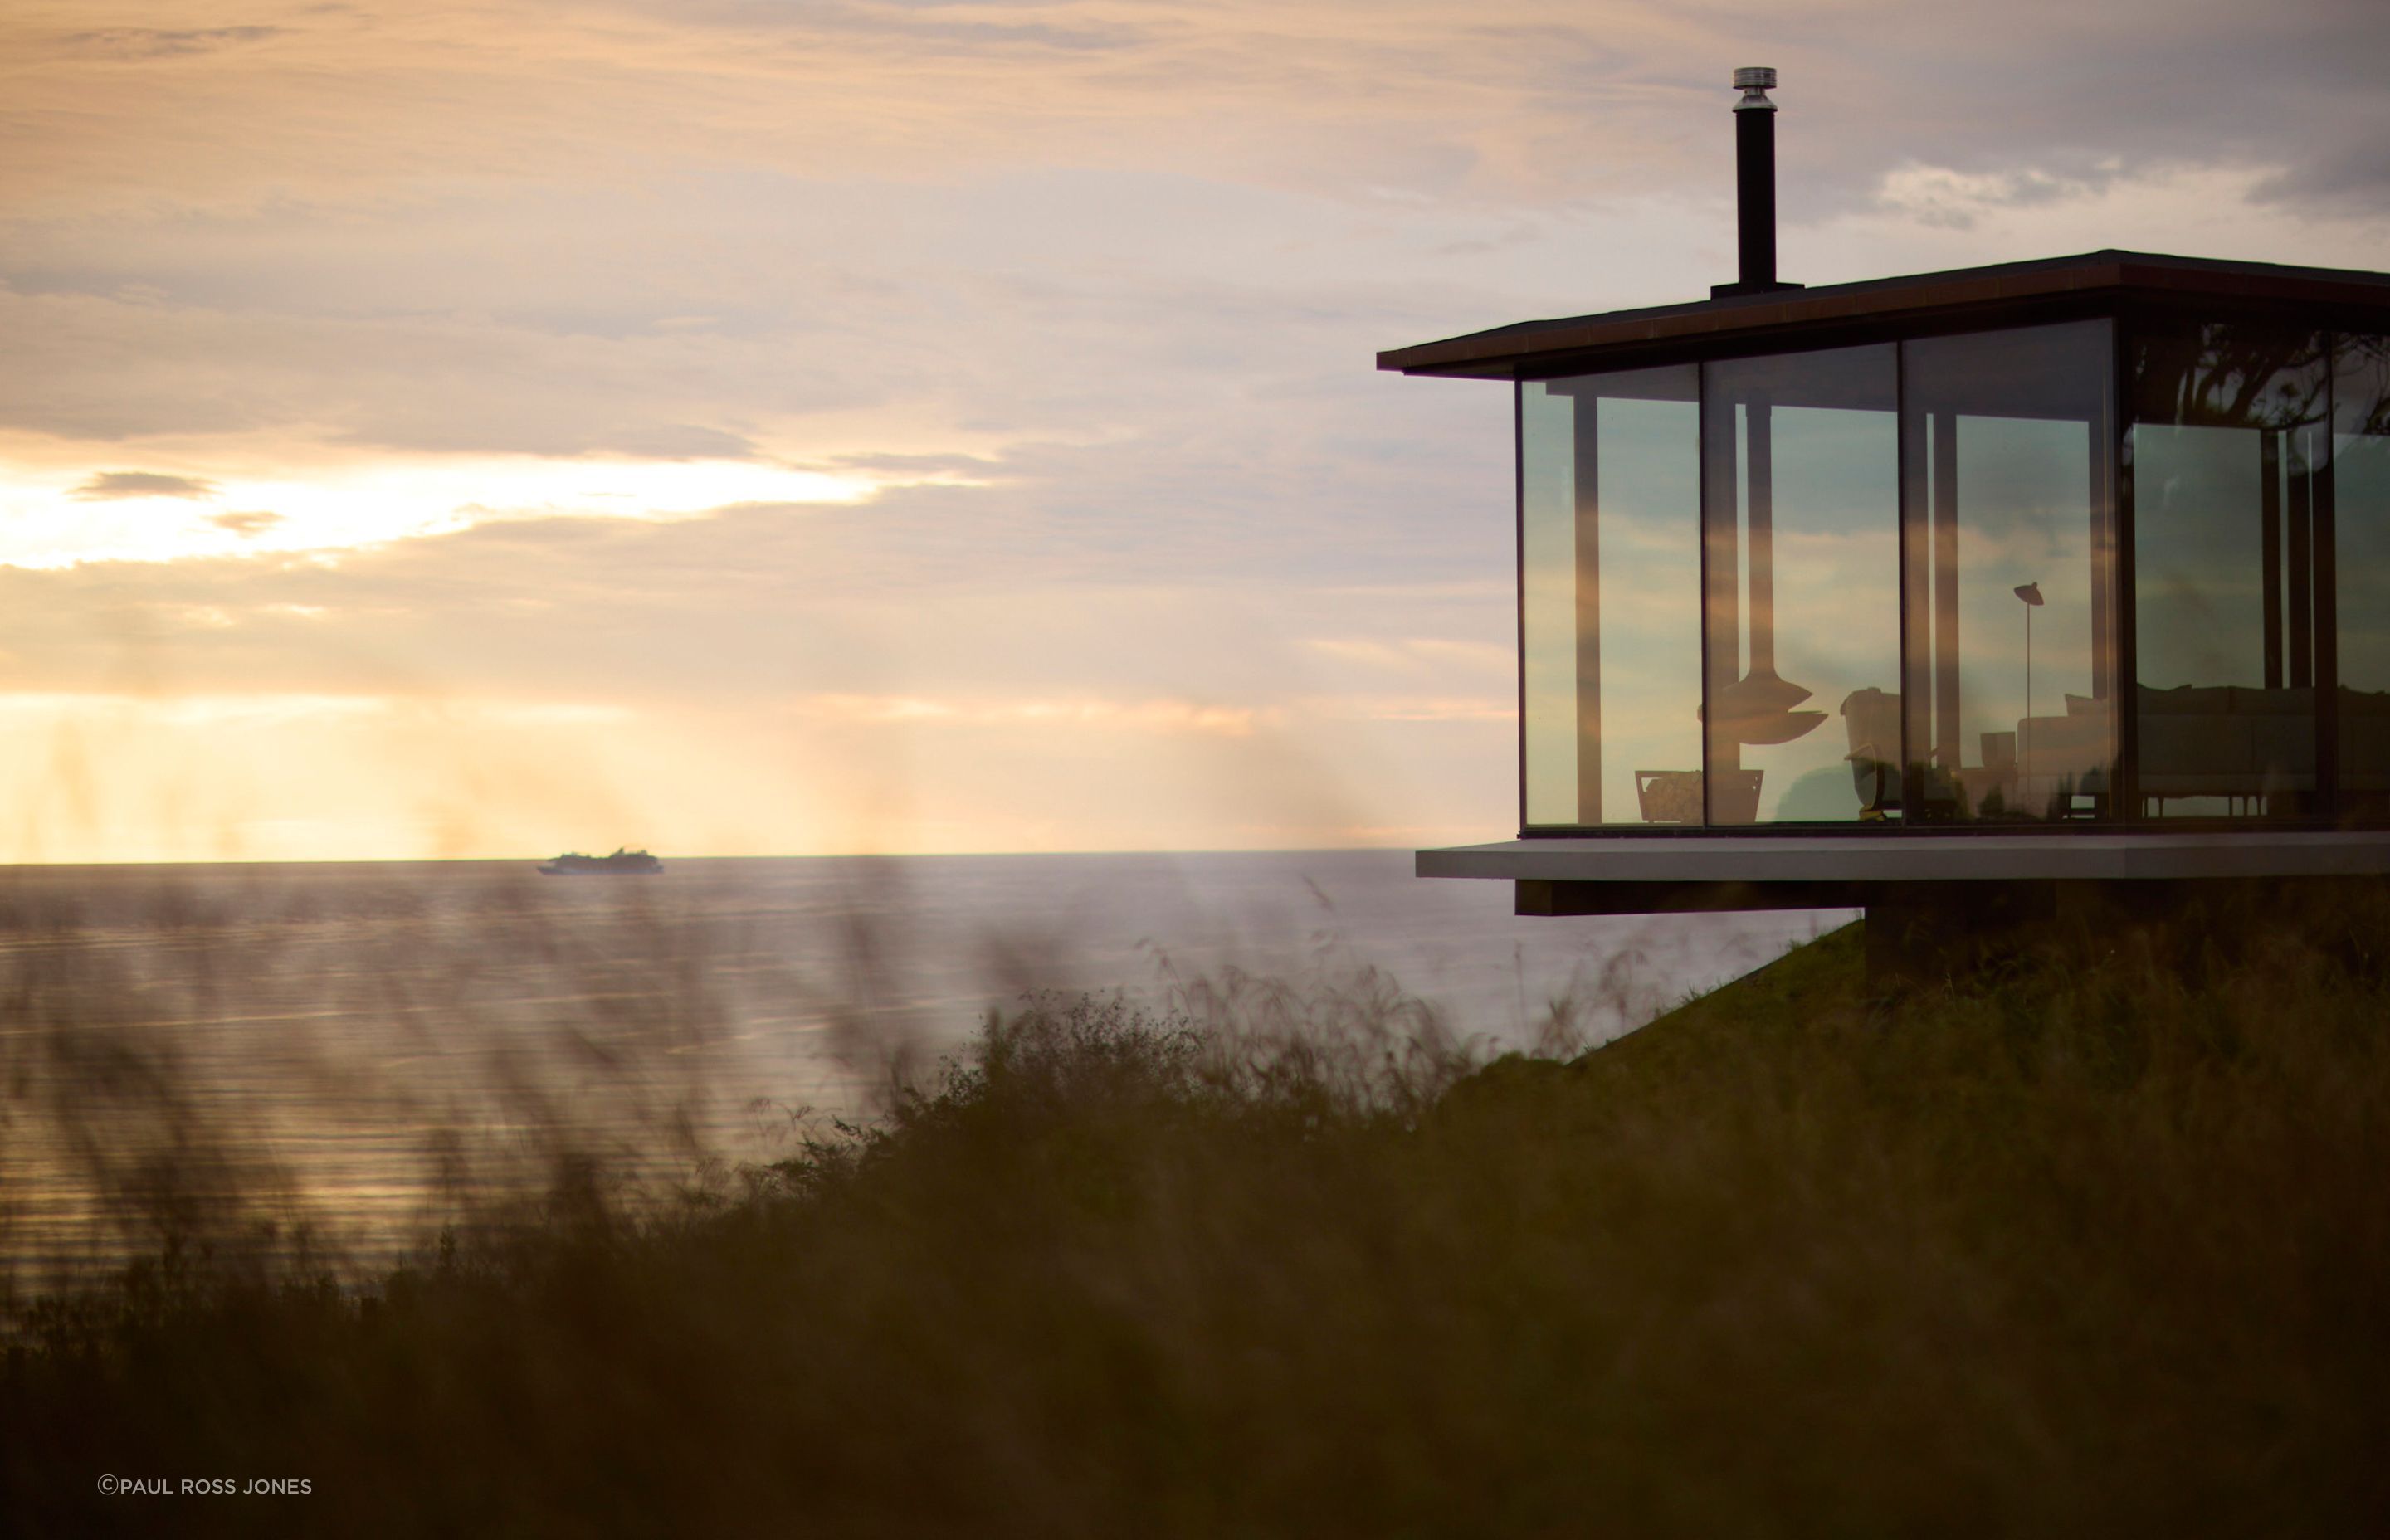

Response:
(1713, 66), (1802, 299)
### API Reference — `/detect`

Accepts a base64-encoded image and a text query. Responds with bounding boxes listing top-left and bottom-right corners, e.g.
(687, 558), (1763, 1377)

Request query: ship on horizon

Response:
(539, 848), (664, 876)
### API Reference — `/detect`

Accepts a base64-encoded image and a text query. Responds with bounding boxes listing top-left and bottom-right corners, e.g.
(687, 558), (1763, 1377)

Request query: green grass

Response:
(7, 896), (2390, 1537)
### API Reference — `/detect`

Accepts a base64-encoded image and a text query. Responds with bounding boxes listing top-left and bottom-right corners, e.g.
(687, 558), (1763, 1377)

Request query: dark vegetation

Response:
(7, 888), (2390, 1537)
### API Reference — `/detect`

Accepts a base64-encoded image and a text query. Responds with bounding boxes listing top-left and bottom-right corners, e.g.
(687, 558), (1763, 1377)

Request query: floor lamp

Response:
(2015, 581), (2044, 811)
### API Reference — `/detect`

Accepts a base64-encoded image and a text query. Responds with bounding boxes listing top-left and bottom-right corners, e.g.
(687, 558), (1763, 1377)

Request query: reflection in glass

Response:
(1702, 345), (1900, 824)
(1518, 366), (1701, 827)
(2130, 322), (2329, 818)
(2336, 332), (2390, 820)
(1900, 323), (2115, 821)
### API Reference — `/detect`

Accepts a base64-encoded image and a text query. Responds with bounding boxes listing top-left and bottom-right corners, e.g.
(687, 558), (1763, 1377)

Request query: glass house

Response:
(1385, 237), (2390, 914)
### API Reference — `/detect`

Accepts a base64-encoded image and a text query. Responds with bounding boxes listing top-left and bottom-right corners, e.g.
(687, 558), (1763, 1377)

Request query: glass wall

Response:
(2129, 321), (2330, 819)
(1701, 345), (1900, 824)
(1901, 322), (2116, 821)
(2337, 333), (2390, 820)
(1518, 365), (1703, 827)
(1512, 317), (2390, 833)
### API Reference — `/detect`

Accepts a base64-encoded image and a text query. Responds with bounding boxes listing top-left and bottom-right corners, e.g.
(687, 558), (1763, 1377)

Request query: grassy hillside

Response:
(7, 899), (2390, 1537)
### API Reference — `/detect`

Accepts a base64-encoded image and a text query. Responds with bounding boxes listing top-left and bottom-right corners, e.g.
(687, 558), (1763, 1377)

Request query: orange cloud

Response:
(795, 694), (1267, 737)
(71, 470), (219, 500)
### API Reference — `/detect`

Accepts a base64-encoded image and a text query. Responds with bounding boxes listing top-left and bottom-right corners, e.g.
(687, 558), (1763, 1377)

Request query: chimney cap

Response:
(1733, 66), (1777, 90)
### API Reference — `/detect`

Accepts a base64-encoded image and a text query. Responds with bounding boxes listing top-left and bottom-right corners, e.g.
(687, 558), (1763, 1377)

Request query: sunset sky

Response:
(3, 0), (2385, 860)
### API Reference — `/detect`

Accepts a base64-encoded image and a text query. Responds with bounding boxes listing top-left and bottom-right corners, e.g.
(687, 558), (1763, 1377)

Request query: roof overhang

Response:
(1378, 250), (2390, 381)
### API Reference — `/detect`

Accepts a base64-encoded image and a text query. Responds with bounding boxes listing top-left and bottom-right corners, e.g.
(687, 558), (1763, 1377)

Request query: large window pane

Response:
(2129, 322), (2329, 819)
(1518, 365), (1702, 827)
(1900, 322), (2116, 821)
(1520, 381), (1578, 826)
(2336, 333), (2390, 819)
(1702, 345), (1900, 824)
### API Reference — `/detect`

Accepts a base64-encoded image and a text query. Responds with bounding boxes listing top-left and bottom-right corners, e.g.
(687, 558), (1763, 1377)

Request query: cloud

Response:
(2252, 140), (2390, 219)
(210, 510), (284, 535)
(0, 490), (1511, 721)
(0, 689), (388, 726)
(1313, 694), (1511, 723)
(1303, 637), (1511, 679)
(1869, 164), (2104, 233)
(828, 451), (1005, 477)
(0, 278), (870, 452)
(794, 693), (1267, 736)
(0, 451), (1524, 858)
(6, 1), (2370, 223)
(71, 470), (218, 500)
(61, 26), (285, 59)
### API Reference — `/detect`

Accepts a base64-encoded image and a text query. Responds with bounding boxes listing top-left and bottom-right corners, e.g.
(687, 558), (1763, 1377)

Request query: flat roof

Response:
(1378, 250), (2390, 380)
(1419, 832), (2390, 886)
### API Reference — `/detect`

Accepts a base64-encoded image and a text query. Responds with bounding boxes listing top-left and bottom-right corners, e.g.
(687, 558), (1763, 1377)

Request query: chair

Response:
(1840, 688), (1901, 818)
(1635, 769), (1764, 825)
(1634, 770), (1702, 824)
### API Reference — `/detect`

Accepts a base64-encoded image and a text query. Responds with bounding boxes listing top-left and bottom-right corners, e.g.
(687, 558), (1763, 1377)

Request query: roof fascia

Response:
(1380, 252), (2390, 382)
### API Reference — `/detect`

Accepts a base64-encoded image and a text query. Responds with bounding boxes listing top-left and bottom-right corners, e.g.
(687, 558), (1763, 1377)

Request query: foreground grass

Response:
(7, 899), (2390, 1537)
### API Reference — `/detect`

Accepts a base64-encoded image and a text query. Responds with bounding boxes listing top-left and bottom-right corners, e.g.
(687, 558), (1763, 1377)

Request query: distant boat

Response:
(539, 848), (664, 876)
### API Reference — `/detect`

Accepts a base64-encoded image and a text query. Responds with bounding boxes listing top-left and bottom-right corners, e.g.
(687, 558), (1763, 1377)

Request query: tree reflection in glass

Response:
(2130, 322), (2329, 819)
(2334, 332), (2390, 821)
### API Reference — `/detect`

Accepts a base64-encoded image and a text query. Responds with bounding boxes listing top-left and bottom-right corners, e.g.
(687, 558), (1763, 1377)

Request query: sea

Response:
(0, 852), (1851, 1281)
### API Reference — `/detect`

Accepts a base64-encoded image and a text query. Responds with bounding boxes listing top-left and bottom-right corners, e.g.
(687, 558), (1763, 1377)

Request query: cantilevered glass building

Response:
(1382, 70), (2390, 918)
